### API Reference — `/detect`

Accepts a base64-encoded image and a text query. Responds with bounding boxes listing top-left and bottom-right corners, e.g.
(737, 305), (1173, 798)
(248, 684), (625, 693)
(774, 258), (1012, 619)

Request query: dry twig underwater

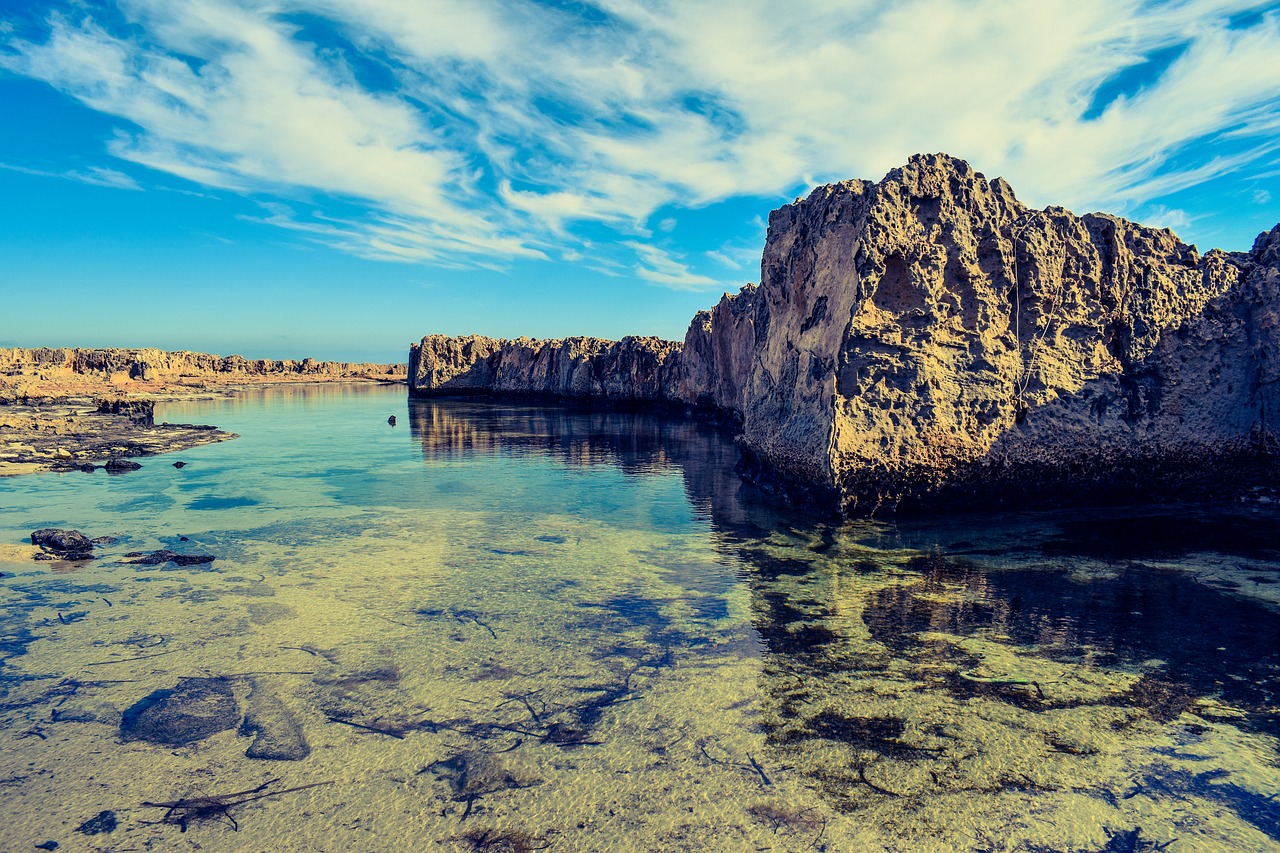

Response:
(140, 778), (332, 832)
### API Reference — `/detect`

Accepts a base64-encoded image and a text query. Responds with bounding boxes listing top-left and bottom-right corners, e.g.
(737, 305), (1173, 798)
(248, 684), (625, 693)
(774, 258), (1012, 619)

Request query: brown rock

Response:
(409, 153), (1280, 514)
(734, 154), (1276, 511)
(409, 334), (682, 404)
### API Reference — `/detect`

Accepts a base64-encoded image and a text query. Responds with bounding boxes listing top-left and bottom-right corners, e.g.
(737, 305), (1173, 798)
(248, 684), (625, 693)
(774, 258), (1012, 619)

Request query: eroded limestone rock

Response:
(409, 335), (682, 403)
(410, 154), (1280, 513)
(741, 154), (1277, 511)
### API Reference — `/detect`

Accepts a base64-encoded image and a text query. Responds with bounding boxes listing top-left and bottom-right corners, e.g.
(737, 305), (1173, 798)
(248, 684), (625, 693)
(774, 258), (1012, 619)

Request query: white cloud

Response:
(704, 249), (743, 270)
(3, 0), (1279, 271)
(0, 160), (141, 190)
(1255, 188), (1274, 205)
(1135, 204), (1195, 233)
(71, 166), (142, 190)
(624, 241), (723, 291)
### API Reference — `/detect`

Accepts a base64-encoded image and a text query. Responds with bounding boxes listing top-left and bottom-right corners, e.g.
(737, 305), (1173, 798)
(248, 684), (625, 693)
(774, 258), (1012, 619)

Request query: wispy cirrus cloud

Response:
(0, 160), (141, 190)
(2, 0), (1279, 283)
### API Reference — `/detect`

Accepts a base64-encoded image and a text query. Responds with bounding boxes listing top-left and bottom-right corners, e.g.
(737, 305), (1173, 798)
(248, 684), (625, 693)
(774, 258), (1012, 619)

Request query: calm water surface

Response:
(2, 384), (1279, 851)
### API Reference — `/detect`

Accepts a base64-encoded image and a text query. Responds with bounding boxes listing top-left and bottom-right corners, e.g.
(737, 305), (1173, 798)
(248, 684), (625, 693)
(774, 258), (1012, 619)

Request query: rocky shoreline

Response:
(411, 153), (1280, 514)
(1, 347), (406, 477)
(0, 398), (235, 477)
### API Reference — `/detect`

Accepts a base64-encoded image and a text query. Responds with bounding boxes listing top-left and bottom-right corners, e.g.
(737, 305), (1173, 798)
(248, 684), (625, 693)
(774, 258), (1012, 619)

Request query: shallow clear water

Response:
(2, 384), (1279, 851)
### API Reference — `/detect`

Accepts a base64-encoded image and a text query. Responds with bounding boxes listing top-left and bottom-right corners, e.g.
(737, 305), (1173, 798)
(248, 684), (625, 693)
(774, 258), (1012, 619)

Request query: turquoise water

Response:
(2, 384), (1279, 851)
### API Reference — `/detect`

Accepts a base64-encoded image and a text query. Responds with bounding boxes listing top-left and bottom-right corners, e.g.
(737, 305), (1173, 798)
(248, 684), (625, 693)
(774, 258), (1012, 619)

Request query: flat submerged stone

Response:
(120, 676), (239, 746)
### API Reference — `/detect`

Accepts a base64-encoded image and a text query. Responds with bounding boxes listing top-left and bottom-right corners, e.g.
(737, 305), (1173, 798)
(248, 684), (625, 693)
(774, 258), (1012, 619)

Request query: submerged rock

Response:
(120, 677), (239, 746)
(75, 811), (117, 836)
(425, 750), (539, 799)
(241, 678), (310, 761)
(104, 458), (142, 473)
(122, 549), (215, 566)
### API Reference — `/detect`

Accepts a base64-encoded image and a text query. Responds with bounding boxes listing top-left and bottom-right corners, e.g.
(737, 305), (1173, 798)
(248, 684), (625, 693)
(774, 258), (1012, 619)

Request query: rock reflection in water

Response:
(865, 554), (1280, 734)
(408, 398), (765, 528)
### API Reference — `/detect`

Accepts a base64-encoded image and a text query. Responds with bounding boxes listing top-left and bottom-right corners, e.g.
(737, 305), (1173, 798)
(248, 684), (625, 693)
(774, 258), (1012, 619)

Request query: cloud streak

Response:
(3, 0), (1279, 281)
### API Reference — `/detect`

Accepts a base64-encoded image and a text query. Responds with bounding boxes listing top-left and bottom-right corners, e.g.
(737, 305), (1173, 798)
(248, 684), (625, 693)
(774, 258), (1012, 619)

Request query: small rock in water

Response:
(173, 460), (186, 469)
(30, 528), (95, 560)
(387, 415), (396, 426)
(75, 810), (117, 835)
(120, 677), (239, 746)
(104, 458), (142, 473)
(425, 750), (539, 799)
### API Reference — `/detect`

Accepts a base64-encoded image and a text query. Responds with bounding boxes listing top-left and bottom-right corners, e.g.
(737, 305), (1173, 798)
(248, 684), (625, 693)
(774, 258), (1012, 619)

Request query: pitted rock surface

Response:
(411, 154), (1280, 513)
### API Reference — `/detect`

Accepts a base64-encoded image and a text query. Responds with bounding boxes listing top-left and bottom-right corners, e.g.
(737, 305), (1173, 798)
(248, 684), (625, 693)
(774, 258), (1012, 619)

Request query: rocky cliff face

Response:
(412, 154), (1280, 513)
(409, 335), (682, 403)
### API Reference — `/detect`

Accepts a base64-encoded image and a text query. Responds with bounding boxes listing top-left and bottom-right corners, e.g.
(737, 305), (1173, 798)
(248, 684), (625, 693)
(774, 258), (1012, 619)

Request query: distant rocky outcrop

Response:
(0, 347), (406, 389)
(412, 154), (1280, 513)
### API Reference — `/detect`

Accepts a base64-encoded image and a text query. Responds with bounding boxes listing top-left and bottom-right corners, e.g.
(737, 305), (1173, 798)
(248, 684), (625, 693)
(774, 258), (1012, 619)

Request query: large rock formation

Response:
(412, 154), (1280, 513)
(738, 155), (1279, 511)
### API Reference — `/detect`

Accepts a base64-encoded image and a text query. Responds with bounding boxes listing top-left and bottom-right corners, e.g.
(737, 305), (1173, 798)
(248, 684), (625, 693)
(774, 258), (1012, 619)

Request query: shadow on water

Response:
(864, 555), (1280, 734)
(411, 399), (1280, 733)
(1042, 513), (1280, 560)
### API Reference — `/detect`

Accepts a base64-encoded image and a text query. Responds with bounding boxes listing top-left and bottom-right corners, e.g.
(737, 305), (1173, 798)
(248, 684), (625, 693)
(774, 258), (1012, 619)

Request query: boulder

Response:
(30, 528), (94, 559)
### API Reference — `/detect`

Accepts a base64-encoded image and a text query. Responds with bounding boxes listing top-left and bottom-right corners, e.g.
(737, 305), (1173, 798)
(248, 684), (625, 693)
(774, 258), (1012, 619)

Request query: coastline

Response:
(410, 156), (1280, 516)
(0, 356), (407, 477)
(0, 398), (236, 477)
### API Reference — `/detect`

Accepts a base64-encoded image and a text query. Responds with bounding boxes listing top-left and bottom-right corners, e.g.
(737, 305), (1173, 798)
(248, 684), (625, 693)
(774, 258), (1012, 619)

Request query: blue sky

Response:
(2, 0), (1279, 362)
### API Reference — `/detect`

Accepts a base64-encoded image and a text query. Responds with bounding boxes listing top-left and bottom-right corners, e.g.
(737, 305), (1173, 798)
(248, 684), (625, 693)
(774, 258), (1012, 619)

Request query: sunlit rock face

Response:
(409, 334), (683, 404)
(412, 154), (1280, 513)
(728, 153), (1280, 511)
